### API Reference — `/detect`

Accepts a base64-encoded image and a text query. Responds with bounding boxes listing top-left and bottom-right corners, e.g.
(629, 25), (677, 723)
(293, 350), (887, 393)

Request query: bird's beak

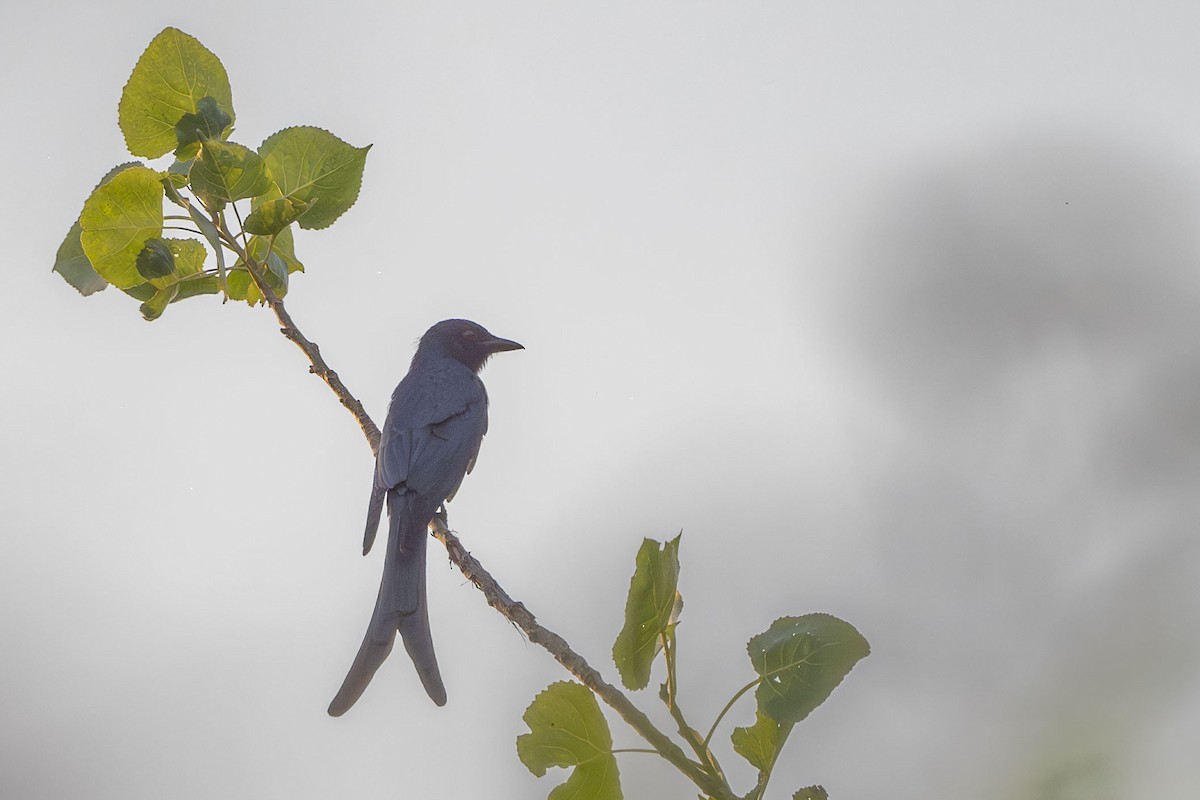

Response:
(484, 335), (524, 353)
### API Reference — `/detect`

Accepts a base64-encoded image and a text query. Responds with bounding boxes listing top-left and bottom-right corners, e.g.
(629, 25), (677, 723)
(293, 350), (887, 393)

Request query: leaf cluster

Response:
(52, 27), (370, 320)
(517, 536), (870, 800)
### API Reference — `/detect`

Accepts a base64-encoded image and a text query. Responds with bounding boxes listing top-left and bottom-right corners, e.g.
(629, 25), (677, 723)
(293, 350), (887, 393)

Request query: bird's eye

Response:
(462, 329), (478, 339)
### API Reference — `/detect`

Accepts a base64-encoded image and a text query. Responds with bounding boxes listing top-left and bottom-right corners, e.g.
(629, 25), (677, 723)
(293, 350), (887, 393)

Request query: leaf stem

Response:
(660, 632), (729, 787)
(702, 677), (761, 752)
(663, 631), (677, 706)
(229, 200), (250, 252)
(748, 721), (792, 800)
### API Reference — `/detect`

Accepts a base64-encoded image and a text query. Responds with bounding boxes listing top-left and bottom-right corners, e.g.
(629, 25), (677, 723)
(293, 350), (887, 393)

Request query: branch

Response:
(264, 282), (382, 453)
(213, 215), (381, 451)
(661, 660), (727, 787)
(231, 236), (732, 797)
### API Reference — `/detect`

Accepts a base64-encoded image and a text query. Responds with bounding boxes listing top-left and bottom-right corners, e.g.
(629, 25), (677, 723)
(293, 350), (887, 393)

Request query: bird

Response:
(328, 319), (523, 716)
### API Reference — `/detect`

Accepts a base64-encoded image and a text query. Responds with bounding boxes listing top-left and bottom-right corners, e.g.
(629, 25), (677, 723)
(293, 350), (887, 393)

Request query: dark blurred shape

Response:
(838, 134), (1200, 487)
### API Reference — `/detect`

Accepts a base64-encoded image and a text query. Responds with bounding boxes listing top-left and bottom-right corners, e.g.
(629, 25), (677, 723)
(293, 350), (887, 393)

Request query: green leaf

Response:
(174, 274), (221, 301)
(794, 787), (829, 800)
(121, 238), (212, 318)
(517, 682), (621, 800)
(262, 251), (288, 295)
(257, 126), (370, 230)
(175, 96), (233, 156)
(79, 166), (165, 290)
(160, 173), (190, 207)
(247, 235), (290, 288)
(176, 141), (202, 163)
(731, 709), (786, 772)
(224, 230), (295, 306)
(53, 221), (109, 296)
(119, 28), (234, 159)
(167, 160), (193, 182)
(122, 283), (157, 301)
(612, 535), (683, 690)
(139, 282), (179, 321)
(166, 238), (207, 277)
(242, 195), (314, 236)
(264, 226), (304, 273)
(189, 140), (272, 205)
(53, 162), (144, 296)
(135, 237), (176, 280)
(224, 268), (260, 305)
(749, 615), (870, 725)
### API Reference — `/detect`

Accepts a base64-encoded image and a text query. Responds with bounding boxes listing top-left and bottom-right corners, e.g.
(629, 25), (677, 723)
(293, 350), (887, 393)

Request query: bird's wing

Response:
(374, 367), (487, 496)
(376, 365), (484, 490)
(401, 396), (489, 502)
(363, 365), (485, 554)
(447, 396), (489, 502)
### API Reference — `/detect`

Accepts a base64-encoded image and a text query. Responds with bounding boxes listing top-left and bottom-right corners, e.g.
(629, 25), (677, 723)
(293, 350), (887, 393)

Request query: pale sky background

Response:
(3, 2), (1200, 798)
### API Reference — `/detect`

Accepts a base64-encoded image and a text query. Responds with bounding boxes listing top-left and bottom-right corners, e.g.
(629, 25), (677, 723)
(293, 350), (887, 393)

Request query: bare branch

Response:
(212, 215), (381, 452)
(264, 284), (382, 453)
(232, 233), (732, 796)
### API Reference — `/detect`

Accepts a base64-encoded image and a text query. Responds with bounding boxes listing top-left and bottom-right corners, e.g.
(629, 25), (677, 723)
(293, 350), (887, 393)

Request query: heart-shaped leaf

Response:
(517, 682), (621, 800)
(748, 614), (869, 725)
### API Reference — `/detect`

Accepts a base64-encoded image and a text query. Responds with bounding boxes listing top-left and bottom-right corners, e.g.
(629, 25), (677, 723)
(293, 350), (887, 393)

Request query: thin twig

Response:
(660, 648), (727, 787)
(264, 282), (382, 452)
(703, 677), (760, 751)
(212, 213), (381, 450)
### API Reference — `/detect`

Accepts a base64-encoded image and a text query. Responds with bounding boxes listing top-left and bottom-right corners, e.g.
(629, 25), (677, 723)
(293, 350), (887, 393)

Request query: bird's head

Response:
(418, 319), (524, 373)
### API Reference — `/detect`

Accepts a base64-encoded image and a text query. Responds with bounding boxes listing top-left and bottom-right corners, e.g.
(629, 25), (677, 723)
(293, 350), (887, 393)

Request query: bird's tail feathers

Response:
(327, 625), (396, 717)
(328, 492), (446, 715)
(399, 603), (447, 706)
(362, 484), (386, 556)
(383, 494), (447, 705)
